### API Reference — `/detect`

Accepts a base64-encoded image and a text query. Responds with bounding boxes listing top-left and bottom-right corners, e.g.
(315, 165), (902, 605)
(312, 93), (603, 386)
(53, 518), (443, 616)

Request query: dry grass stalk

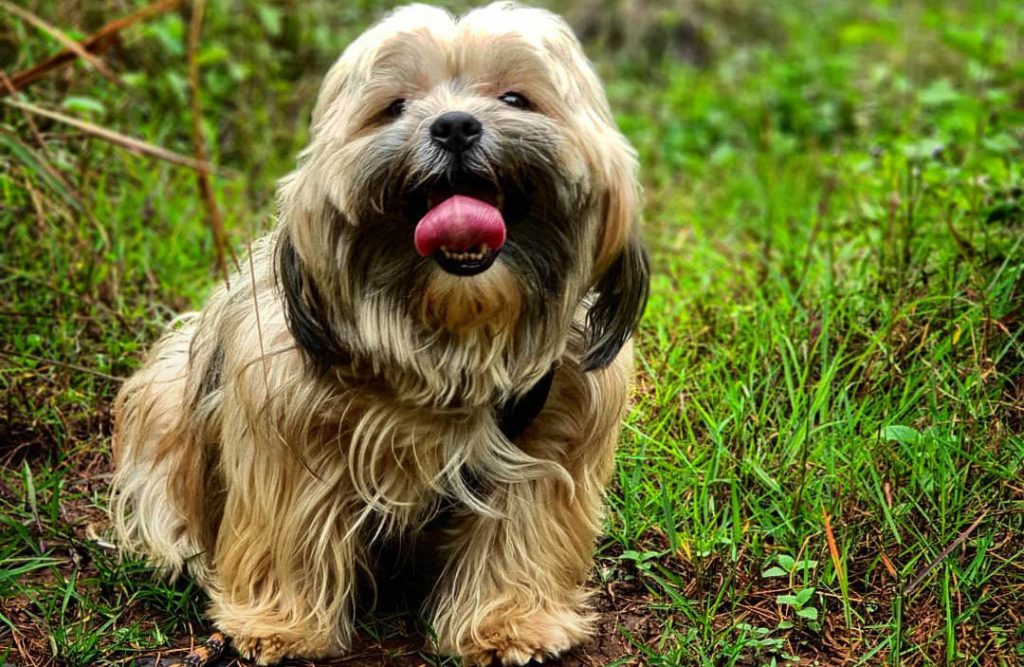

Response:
(2, 97), (225, 175)
(904, 511), (988, 596)
(187, 0), (236, 282)
(2, 0), (182, 96)
(0, 0), (125, 89)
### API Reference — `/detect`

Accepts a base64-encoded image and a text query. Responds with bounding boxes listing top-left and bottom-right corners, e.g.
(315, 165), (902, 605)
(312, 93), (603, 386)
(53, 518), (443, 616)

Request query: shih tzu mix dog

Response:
(111, 2), (648, 665)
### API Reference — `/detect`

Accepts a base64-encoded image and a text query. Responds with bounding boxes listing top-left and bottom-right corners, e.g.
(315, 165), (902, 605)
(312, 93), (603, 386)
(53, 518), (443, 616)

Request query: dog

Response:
(110, 3), (648, 664)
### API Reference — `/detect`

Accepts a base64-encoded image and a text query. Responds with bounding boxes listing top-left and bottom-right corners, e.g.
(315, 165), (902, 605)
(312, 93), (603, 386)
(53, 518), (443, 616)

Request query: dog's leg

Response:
(204, 475), (360, 665)
(203, 399), (361, 665)
(431, 479), (601, 665)
(111, 323), (205, 577)
(430, 353), (632, 666)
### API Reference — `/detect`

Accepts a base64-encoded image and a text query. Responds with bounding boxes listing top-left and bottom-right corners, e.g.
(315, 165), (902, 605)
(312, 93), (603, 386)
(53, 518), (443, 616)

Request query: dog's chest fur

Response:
(249, 366), (566, 534)
(181, 268), (574, 542)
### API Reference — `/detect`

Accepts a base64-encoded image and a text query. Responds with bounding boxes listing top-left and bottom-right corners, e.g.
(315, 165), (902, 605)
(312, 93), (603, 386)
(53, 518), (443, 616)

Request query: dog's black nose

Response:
(430, 111), (482, 153)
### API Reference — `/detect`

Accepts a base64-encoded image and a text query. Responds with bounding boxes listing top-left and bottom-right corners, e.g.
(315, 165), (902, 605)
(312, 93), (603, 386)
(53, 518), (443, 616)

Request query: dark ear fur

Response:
(276, 234), (350, 371)
(582, 235), (650, 371)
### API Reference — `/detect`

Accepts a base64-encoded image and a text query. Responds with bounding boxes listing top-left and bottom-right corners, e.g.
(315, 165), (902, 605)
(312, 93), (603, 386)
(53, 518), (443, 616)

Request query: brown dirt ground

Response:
(130, 579), (659, 667)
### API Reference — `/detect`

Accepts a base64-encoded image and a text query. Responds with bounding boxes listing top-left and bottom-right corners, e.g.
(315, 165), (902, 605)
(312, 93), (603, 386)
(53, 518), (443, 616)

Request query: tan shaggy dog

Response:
(110, 3), (649, 665)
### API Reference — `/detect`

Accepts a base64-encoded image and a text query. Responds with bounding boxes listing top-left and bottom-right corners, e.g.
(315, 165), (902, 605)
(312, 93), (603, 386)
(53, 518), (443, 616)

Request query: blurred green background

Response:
(1, 1), (1022, 665)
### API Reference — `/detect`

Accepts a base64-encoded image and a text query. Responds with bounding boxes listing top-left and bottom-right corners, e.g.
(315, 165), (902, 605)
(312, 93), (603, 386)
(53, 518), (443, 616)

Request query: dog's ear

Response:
(581, 232), (649, 371)
(276, 231), (349, 372)
(581, 126), (649, 371)
(272, 153), (355, 373)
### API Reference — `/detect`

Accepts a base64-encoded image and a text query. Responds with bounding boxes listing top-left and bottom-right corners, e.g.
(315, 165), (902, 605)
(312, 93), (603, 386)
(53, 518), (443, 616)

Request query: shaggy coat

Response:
(111, 3), (648, 665)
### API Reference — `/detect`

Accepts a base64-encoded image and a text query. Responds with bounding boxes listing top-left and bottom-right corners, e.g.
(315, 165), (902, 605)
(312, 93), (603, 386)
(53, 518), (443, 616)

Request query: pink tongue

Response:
(414, 195), (506, 257)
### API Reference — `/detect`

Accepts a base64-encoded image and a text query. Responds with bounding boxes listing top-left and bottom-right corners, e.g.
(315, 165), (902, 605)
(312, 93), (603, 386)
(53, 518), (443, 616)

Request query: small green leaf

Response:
(795, 587), (816, 606)
(62, 96), (106, 116)
(197, 44), (230, 66)
(982, 133), (1018, 154)
(797, 606), (819, 621)
(257, 6), (282, 36)
(777, 554), (796, 571)
(776, 594), (799, 607)
(148, 15), (185, 57)
(882, 425), (921, 445)
(22, 462), (37, 519)
(762, 566), (788, 578)
(918, 79), (962, 107)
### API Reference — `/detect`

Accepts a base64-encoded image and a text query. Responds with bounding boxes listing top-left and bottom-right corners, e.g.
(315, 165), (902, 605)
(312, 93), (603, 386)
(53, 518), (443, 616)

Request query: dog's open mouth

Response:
(412, 174), (520, 277)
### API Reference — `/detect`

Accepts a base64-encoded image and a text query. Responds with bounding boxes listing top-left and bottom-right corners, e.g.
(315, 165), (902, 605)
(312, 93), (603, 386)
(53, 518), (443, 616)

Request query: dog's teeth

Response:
(437, 246), (493, 263)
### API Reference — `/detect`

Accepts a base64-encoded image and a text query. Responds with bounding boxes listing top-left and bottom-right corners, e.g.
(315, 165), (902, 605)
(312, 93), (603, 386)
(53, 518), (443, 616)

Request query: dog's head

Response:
(276, 2), (648, 404)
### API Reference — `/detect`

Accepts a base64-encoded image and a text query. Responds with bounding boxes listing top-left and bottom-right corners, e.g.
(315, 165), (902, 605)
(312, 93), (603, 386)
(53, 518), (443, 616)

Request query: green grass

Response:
(2, 1), (1022, 665)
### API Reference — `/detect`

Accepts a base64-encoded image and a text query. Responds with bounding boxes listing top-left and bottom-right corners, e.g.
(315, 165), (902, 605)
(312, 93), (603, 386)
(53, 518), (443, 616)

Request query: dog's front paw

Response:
(456, 606), (591, 666)
(231, 631), (336, 666)
(233, 634), (286, 665)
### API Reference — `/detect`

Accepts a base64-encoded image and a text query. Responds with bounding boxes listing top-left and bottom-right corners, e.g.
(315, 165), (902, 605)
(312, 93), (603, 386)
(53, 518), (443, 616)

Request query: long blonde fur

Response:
(111, 3), (644, 665)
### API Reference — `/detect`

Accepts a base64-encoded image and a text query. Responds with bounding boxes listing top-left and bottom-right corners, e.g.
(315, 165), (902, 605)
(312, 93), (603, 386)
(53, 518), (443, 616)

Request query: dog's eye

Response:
(385, 98), (406, 118)
(499, 92), (530, 110)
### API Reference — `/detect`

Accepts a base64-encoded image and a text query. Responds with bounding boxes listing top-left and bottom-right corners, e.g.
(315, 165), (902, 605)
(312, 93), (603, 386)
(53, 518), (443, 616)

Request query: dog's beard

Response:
(294, 111), (595, 407)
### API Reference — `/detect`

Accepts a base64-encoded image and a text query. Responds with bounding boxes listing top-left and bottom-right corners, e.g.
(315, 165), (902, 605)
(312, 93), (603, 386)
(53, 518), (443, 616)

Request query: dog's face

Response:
(276, 3), (648, 405)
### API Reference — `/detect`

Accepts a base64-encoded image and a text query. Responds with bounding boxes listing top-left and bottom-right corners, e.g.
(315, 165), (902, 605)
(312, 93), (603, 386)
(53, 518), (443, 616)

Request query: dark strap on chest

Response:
(496, 365), (556, 441)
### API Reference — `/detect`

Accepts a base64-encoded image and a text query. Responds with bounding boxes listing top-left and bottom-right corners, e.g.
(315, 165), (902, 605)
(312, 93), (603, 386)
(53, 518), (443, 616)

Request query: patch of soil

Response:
(128, 573), (656, 667)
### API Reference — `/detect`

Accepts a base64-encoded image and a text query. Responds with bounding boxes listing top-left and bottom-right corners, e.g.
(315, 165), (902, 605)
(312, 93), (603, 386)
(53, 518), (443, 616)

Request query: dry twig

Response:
(904, 511), (988, 595)
(0, 350), (122, 383)
(187, 0), (235, 281)
(2, 0), (182, 96)
(2, 97), (225, 174)
(0, 1), (125, 89)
